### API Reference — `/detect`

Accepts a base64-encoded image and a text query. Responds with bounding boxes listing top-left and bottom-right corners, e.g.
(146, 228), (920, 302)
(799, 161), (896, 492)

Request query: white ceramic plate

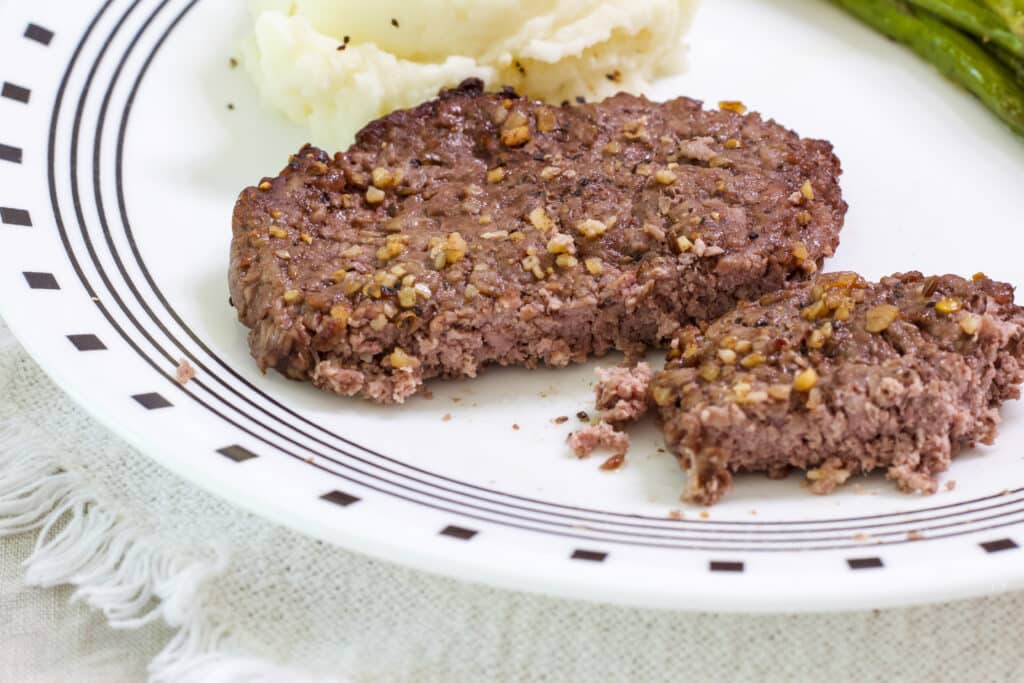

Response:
(2, 0), (1024, 613)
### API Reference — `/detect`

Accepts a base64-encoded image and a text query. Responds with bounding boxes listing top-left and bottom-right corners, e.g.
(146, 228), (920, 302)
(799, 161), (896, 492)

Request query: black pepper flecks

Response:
(229, 57), (238, 68)
(391, 18), (399, 27)
(227, 103), (235, 110)
(575, 95), (586, 104)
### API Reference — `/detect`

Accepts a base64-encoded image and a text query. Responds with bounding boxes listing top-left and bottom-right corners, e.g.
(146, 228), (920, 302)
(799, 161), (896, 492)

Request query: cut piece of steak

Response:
(651, 272), (1024, 505)
(594, 362), (655, 427)
(230, 79), (847, 403)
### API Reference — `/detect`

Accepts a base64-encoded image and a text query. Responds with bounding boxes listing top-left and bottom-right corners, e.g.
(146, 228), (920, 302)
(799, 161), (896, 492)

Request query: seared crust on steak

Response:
(230, 79), (846, 403)
(651, 272), (1024, 505)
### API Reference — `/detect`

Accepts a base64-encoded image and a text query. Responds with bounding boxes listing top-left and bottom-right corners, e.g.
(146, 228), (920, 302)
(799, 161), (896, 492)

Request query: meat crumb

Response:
(552, 416), (569, 424)
(668, 509), (684, 520)
(854, 533), (871, 542)
(566, 422), (628, 459)
(576, 411), (589, 422)
(594, 362), (654, 426)
(176, 359), (195, 385)
(945, 480), (957, 492)
(512, 423), (520, 431)
(599, 453), (625, 471)
(906, 531), (924, 541)
(441, 413), (452, 422)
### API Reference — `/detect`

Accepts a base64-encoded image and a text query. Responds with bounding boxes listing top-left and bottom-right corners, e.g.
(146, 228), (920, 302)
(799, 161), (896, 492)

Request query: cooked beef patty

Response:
(651, 272), (1024, 505)
(230, 79), (847, 403)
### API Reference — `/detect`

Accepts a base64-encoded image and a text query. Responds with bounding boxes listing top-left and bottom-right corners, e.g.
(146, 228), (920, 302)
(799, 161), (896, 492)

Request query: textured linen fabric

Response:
(3, 315), (1024, 681)
(1, 530), (172, 682)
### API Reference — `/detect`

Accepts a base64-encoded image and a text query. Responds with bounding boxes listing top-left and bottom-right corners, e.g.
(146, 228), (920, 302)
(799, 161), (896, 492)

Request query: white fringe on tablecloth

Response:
(0, 333), (331, 682)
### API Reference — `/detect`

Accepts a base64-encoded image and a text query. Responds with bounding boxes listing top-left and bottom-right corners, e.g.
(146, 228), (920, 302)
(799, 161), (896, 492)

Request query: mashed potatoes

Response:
(242, 0), (698, 149)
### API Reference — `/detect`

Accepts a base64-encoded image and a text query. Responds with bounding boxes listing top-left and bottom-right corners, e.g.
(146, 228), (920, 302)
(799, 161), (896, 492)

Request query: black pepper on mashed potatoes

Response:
(241, 0), (699, 149)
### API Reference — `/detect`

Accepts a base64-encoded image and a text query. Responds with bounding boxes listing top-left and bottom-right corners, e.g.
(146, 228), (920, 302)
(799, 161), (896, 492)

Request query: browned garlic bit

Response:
(655, 169), (677, 185)
(806, 463), (851, 494)
(388, 347), (419, 369)
(529, 206), (554, 232)
(865, 304), (899, 333)
(793, 367), (818, 392)
(960, 313), (981, 335)
(718, 100), (747, 114)
(546, 233), (574, 254)
(500, 110), (531, 147)
(540, 165), (561, 180)
(372, 167), (401, 189)
(576, 219), (608, 239)
(800, 180), (814, 201)
(536, 109), (556, 132)
(365, 186), (386, 204)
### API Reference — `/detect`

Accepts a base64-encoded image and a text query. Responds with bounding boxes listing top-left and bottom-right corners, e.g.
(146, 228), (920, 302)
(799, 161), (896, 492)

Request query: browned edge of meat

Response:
(230, 78), (847, 404)
(650, 271), (1024, 505)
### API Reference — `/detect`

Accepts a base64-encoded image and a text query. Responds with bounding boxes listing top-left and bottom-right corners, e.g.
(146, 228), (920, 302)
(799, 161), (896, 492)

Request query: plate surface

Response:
(2, 0), (1024, 613)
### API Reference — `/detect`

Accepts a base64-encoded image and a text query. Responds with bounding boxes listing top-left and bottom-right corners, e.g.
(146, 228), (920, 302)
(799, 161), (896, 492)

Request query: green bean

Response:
(991, 43), (1024, 80)
(982, 0), (1024, 37)
(830, 0), (1024, 136)
(903, 0), (1024, 59)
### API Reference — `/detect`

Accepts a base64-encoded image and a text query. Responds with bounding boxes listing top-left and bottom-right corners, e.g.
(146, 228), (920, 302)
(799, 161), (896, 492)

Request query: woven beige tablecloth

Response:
(5, 317), (1024, 682)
